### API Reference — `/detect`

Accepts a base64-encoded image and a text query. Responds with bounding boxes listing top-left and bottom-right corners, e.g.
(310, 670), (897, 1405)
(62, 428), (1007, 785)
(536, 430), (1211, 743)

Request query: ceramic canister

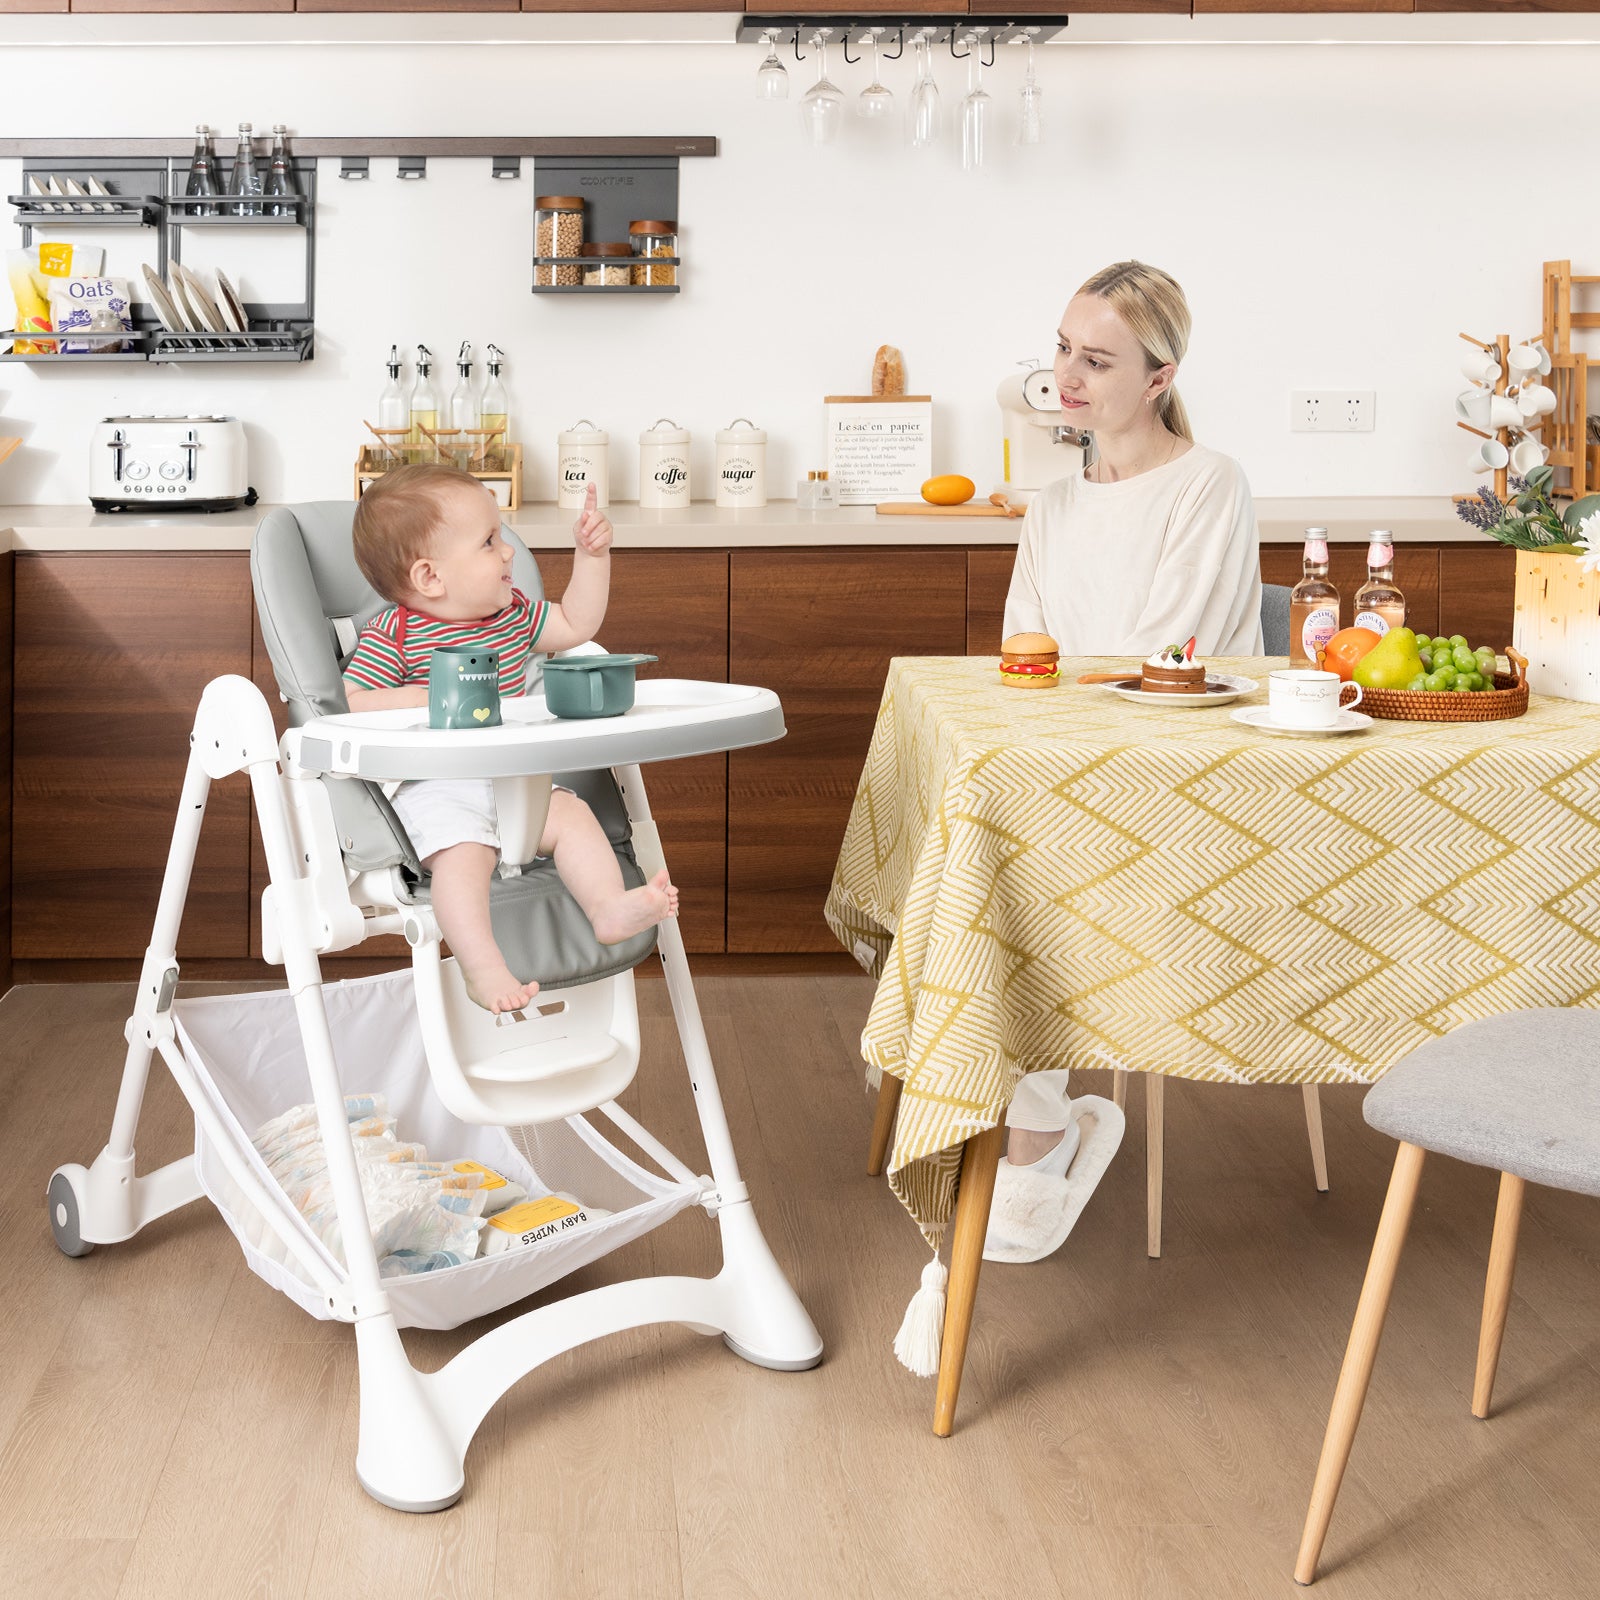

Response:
(715, 416), (767, 509)
(557, 419), (609, 510)
(638, 417), (692, 510)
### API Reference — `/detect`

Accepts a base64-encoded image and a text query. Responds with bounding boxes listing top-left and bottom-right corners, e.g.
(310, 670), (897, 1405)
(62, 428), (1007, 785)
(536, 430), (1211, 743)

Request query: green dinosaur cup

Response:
(542, 653), (658, 719)
(429, 646), (502, 729)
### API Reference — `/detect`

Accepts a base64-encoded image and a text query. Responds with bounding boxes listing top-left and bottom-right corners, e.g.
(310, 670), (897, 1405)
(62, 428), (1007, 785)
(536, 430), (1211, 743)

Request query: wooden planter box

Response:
(1513, 550), (1600, 702)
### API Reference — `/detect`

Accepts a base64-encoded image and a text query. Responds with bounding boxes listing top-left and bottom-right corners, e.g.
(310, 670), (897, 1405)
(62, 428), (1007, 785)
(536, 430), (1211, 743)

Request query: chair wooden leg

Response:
(1302, 1084), (1330, 1193)
(1146, 1072), (1165, 1259)
(866, 1072), (904, 1177)
(1113, 1069), (1129, 1110)
(1473, 1171), (1526, 1420)
(932, 1121), (1006, 1438)
(1295, 1141), (1427, 1586)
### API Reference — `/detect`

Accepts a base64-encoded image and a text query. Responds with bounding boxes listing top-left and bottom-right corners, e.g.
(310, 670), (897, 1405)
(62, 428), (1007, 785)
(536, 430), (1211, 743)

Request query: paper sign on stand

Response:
(824, 395), (933, 505)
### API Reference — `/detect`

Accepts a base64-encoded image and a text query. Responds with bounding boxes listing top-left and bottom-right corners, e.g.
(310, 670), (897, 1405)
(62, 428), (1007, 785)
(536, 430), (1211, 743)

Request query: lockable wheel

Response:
(47, 1169), (94, 1258)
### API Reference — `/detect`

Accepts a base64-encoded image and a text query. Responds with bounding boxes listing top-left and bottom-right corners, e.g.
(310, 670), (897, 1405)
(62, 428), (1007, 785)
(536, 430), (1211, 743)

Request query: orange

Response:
(1323, 627), (1382, 681)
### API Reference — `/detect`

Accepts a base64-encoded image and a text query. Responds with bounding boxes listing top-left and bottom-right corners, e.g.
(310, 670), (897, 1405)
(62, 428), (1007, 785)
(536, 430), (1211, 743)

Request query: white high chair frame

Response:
(47, 671), (823, 1513)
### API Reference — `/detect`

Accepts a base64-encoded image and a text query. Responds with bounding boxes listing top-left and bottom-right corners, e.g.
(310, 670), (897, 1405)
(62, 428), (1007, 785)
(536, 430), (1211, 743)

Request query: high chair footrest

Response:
(467, 1027), (621, 1083)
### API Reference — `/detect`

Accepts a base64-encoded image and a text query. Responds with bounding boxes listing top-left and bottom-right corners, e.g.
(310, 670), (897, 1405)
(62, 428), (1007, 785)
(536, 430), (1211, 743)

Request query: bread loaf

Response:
(872, 344), (905, 397)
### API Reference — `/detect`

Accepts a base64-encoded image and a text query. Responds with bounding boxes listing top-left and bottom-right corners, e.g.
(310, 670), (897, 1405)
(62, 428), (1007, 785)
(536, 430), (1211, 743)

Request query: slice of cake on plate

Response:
(1141, 637), (1206, 694)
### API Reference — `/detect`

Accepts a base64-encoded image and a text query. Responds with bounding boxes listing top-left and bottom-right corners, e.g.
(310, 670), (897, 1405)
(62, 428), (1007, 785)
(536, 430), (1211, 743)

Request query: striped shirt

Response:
(343, 589), (551, 697)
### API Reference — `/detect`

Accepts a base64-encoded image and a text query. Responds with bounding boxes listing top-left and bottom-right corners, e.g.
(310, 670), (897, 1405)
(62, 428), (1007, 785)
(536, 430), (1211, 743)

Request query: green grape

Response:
(1462, 672), (1484, 691)
(1448, 634), (1468, 650)
(1452, 647), (1477, 673)
(1406, 674), (1427, 692)
(1435, 664), (1458, 687)
(1424, 670), (1452, 692)
(1419, 650), (1434, 671)
(1453, 680), (1475, 693)
(1414, 634), (1432, 650)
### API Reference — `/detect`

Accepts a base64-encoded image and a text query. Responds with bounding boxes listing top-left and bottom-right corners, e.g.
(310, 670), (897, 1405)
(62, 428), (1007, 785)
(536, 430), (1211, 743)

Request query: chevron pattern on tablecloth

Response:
(825, 656), (1600, 1243)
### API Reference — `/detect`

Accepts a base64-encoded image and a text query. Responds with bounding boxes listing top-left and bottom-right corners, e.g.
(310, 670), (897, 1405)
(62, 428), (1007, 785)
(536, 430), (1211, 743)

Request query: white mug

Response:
(1517, 382), (1557, 418)
(1461, 350), (1502, 384)
(1269, 669), (1364, 728)
(1507, 342), (1542, 378)
(1454, 388), (1493, 427)
(1488, 395), (1522, 430)
(1510, 436), (1549, 475)
(1469, 438), (1510, 473)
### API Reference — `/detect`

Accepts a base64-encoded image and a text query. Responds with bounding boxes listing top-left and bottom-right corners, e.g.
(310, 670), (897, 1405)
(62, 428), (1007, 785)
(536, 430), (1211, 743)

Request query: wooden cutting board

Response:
(0, 438), (20, 470)
(875, 501), (1016, 517)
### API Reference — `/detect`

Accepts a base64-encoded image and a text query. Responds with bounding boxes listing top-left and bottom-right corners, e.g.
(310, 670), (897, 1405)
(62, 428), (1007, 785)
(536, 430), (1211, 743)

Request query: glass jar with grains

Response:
(581, 242), (634, 287)
(535, 196), (584, 287)
(629, 220), (678, 287)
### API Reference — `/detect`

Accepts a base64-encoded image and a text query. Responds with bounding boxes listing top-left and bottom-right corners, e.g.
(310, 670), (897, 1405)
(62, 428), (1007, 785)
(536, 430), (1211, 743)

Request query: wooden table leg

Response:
(1113, 1069), (1129, 1110)
(866, 1072), (904, 1177)
(1303, 1084), (1330, 1193)
(1295, 1141), (1426, 1586)
(1146, 1072), (1165, 1259)
(933, 1121), (1006, 1438)
(1473, 1171), (1526, 1420)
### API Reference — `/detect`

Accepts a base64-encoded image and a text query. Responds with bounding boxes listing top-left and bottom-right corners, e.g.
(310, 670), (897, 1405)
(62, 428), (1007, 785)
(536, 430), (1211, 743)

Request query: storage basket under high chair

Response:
(45, 502), (821, 1514)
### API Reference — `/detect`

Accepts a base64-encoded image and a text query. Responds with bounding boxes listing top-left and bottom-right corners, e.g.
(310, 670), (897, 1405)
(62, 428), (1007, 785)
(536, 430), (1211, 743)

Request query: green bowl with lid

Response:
(542, 653), (658, 719)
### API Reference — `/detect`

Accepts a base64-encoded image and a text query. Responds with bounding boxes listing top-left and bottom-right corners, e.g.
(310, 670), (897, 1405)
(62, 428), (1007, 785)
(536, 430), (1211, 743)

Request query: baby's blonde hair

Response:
(352, 463), (487, 602)
(1076, 261), (1194, 443)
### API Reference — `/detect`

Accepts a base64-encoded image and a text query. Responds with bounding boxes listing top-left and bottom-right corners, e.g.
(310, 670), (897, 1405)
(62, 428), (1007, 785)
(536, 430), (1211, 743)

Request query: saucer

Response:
(1231, 705), (1372, 737)
(1100, 673), (1258, 709)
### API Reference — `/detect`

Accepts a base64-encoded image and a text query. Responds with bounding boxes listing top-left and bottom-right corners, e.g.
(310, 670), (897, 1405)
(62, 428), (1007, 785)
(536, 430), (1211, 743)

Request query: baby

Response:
(343, 463), (677, 1015)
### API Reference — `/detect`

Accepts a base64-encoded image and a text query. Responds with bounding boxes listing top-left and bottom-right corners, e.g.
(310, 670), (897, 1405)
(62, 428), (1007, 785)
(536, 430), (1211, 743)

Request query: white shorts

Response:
(390, 778), (500, 862)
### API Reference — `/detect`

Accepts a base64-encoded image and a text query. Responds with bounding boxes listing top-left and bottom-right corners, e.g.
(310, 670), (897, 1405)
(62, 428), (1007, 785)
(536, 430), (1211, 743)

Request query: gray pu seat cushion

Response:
(251, 502), (656, 992)
(1364, 1009), (1600, 1197)
(1260, 582), (1292, 658)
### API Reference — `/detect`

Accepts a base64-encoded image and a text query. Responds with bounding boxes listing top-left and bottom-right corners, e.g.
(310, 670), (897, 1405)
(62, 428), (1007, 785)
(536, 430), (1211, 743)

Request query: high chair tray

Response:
(298, 678), (784, 781)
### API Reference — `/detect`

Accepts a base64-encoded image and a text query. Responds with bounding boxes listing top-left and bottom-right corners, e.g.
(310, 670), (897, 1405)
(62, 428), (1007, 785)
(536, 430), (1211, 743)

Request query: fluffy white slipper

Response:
(983, 1094), (1126, 1264)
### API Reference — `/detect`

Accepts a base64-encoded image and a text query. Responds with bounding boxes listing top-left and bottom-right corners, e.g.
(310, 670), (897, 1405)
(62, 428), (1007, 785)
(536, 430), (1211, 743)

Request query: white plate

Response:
(86, 175), (117, 213)
(176, 263), (230, 336)
(141, 264), (188, 334)
(213, 268), (248, 333)
(1231, 705), (1372, 737)
(1099, 672), (1259, 708)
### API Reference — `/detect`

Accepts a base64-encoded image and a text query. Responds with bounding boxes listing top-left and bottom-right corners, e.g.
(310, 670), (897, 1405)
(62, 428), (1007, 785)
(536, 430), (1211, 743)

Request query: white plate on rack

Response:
(141, 264), (188, 334)
(1099, 673), (1258, 708)
(174, 264), (229, 335)
(1231, 705), (1372, 737)
(213, 269), (248, 334)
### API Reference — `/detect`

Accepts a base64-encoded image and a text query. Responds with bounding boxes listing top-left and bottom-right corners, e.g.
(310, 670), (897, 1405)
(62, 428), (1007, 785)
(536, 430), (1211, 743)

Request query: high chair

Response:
(46, 503), (822, 1513)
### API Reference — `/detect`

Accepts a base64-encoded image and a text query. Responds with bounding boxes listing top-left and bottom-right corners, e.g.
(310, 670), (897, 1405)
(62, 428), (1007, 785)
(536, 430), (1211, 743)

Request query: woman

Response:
(992, 261), (1263, 1251)
(1003, 260), (1263, 655)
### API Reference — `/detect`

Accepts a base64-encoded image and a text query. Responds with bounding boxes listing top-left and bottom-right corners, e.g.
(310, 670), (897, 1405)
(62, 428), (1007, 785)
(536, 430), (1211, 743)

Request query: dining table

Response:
(824, 654), (1600, 1434)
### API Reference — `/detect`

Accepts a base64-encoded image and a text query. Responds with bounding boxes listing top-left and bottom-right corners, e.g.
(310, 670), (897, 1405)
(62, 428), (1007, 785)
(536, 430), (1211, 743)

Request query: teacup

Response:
(1510, 436), (1549, 475)
(1269, 669), (1364, 728)
(1507, 342), (1543, 378)
(1517, 382), (1557, 418)
(1460, 350), (1502, 385)
(1454, 388), (1493, 427)
(1469, 437), (1510, 474)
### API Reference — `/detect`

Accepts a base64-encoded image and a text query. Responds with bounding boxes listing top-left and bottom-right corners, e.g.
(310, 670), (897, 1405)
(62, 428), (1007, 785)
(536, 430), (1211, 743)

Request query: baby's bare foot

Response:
(592, 868), (678, 945)
(463, 964), (540, 1015)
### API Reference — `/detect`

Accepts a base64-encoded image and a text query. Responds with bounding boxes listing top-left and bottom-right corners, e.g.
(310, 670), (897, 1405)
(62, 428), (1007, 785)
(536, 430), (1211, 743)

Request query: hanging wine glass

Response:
(756, 33), (790, 101)
(1016, 36), (1043, 146)
(908, 35), (942, 149)
(960, 35), (992, 172)
(799, 31), (844, 146)
(857, 30), (895, 121)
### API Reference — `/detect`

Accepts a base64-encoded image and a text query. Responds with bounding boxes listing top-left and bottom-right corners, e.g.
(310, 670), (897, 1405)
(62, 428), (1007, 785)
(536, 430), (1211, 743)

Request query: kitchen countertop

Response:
(0, 497), (1489, 553)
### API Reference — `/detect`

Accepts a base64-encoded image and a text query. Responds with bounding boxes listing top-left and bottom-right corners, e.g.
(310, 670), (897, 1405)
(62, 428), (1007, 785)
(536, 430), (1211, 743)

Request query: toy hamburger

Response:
(1000, 632), (1061, 689)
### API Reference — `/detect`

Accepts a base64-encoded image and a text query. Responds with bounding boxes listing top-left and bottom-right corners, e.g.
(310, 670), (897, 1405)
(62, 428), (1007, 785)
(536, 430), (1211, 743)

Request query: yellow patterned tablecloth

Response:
(825, 656), (1600, 1242)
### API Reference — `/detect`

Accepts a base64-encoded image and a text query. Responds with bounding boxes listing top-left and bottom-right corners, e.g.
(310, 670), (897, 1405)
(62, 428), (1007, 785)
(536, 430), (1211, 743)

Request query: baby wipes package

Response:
(47, 276), (133, 354)
(6, 242), (106, 354)
(479, 1192), (612, 1257)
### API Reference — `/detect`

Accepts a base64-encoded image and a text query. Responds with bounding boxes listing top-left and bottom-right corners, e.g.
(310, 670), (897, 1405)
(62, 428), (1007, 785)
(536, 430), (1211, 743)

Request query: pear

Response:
(1353, 627), (1425, 691)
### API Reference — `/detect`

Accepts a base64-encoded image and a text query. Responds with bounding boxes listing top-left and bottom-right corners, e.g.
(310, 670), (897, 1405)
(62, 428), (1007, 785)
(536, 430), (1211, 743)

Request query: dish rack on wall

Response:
(1539, 259), (1600, 502)
(2, 149), (316, 366)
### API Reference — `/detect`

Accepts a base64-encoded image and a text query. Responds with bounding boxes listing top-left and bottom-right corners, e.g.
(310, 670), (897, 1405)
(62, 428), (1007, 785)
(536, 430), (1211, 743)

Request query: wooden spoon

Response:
(988, 492), (1025, 518)
(1076, 670), (1136, 684)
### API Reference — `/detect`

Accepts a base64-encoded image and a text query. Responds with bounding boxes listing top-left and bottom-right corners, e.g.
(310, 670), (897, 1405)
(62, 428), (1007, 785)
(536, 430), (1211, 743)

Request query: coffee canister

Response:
(638, 417), (692, 510)
(715, 416), (768, 509)
(557, 418), (609, 510)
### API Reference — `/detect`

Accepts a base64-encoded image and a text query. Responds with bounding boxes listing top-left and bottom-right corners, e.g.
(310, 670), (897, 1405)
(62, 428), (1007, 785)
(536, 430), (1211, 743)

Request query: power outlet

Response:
(1291, 391), (1376, 433)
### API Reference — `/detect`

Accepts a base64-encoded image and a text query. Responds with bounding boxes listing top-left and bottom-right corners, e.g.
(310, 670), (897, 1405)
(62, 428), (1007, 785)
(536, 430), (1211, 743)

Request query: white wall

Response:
(3, 16), (1598, 505)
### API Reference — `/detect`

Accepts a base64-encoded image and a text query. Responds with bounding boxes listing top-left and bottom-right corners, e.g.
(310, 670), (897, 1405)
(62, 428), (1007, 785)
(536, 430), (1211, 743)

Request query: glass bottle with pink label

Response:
(1353, 532), (1406, 636)
(1289, 528), (1340, 667)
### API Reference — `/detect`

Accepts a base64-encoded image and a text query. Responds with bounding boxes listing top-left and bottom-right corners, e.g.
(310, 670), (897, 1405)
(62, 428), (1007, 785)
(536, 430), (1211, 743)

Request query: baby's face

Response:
(418, 482), (514, 618)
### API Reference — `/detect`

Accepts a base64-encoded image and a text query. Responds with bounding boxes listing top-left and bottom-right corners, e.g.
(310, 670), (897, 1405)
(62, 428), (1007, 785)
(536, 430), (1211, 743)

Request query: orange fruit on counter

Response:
(921, 474), (976, 506)
(1323, 627), (1382, 681)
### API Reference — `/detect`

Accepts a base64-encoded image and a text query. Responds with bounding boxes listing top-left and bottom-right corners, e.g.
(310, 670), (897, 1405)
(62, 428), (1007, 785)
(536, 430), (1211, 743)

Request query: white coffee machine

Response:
(996, 361), (1088, 501)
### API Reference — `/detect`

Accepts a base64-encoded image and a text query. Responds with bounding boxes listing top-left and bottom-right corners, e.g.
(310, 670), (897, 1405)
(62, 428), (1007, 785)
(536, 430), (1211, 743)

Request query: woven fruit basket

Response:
(1361, 648), (1529, 723)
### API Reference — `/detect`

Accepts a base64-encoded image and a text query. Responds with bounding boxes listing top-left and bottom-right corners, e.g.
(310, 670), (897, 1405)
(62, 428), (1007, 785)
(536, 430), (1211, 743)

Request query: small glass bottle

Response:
(410, 343), (440, 453)
(377, 344), (408, 431)
(813, 469), (837, 510)
(448, 342), (477, 430)
(227, 123), (264, 217)
(264, 125), (300, 219)
(1289, 528), (1340, 668)
(1354, 532), (1406, 637)
(535, 196), (583, 286)
(628, 220), (677, 287)
(479, 344), (510, 469)
(185, 125), (221, 217)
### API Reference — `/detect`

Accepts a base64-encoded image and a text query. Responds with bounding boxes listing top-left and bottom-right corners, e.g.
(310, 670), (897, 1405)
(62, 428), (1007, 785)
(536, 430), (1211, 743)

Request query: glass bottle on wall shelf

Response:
(1354, 532), (1405, 637)
(377, 345), (408, 444)
(1289, 528), (1340, 668)
(185, 125), (221, 217)
(410, 344), (439, 453)
(480, 344), (510, 468)
(227, 124), (264, 217)
(265, 125), (299, 218)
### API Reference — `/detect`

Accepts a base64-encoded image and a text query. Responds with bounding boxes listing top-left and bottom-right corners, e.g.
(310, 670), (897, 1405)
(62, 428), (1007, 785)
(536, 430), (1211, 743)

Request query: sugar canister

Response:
(557, 419), (609, 509)
(638, 418), (692, 510)
(715, 417), (768, 509)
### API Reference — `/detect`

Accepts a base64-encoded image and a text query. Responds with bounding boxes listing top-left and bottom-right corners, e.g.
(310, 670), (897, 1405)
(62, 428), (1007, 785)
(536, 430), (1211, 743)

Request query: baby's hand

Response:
(573, 480), (613, 556)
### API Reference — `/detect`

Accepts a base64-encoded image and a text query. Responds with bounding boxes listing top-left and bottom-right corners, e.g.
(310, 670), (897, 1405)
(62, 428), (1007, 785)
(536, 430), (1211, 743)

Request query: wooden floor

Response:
(1, 974), (1597, 1600)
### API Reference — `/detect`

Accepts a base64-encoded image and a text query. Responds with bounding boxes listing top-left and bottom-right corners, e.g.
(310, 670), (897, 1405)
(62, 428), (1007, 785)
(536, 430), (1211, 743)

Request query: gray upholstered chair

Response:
(1261, 582), (1292, 656)
(1295, 1009), (1600, 1583)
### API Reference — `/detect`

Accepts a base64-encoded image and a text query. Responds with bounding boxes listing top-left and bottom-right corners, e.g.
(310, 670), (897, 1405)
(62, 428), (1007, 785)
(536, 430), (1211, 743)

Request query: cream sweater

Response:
(1001, 443), (1264, 657)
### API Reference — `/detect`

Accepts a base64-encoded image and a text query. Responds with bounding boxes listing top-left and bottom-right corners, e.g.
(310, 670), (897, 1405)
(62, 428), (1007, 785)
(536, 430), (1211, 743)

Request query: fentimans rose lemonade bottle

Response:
(1289, 528), (1340, 667)
(1354, 532), (1406, 636)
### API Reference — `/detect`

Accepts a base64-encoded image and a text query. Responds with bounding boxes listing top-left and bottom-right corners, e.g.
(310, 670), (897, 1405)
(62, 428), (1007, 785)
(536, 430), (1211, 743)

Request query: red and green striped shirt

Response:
(343, 589), (551, 697)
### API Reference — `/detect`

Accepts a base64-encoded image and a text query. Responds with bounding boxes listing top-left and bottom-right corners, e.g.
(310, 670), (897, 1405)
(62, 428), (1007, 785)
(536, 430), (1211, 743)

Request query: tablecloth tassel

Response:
(893, 1249), (947, 1377)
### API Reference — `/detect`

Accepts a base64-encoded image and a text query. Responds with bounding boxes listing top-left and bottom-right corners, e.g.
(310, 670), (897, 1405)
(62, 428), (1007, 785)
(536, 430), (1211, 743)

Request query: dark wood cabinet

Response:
(12, 553), (254, 960)
(1, 553), (11, 992)
(727, 549), (968, 952)
(967, 547), (1016, 655)
(1440, 544), (1518, 646)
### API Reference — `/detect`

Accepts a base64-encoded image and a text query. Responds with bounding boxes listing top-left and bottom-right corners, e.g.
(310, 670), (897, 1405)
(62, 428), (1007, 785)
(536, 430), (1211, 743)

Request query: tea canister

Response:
(715, 417), (768, 509)
(557, 419), (609, 510)
(638, 417), (692, 510)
